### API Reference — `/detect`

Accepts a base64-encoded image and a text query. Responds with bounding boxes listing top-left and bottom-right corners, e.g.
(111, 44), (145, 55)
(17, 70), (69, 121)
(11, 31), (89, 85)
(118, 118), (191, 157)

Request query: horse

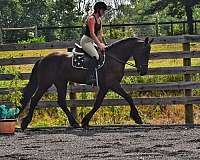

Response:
(19, 37), (153, 130)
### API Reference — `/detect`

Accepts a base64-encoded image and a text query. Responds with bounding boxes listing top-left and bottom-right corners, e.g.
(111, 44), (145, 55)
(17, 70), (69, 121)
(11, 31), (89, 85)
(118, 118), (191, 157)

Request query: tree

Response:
(0, 0), (78, 42)
(0, 0), (22, 28)
(145, 0), (200, 34)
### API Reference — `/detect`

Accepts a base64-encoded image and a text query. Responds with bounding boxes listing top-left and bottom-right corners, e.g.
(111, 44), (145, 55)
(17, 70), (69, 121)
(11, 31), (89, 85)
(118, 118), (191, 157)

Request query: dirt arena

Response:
(1, 125), (200, 160)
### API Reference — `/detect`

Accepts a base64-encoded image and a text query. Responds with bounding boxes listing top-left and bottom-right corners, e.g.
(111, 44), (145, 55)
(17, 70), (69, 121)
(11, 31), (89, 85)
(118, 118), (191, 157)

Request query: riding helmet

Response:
(94, 1), (107, 11)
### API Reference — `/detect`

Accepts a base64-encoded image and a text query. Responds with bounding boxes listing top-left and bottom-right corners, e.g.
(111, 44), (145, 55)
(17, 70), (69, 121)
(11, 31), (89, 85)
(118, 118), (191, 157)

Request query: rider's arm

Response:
(98, 30), (104, 43)
(98, 21), (107, 45)
(98, 30), (107, 45)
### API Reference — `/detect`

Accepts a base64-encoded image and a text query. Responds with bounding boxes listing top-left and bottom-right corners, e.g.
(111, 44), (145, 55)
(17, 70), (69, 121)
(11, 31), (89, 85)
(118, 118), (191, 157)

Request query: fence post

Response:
(155, 17), (159, 36)
(0, 27), (3, 44)
(170, 21), (174, 36)
(34, 25), (38, 37)
(69, 82), (77, 120)
(194, 21), (197, 34)
(183, 40), (193, 124)
(109, 22), (112, 38)
(122, 26), (125, 37)
(183, 22), (186, 34)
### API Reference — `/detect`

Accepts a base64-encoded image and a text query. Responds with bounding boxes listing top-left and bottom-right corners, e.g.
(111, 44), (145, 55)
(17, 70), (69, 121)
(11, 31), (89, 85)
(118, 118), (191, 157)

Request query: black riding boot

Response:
(86, 57), (98, 85)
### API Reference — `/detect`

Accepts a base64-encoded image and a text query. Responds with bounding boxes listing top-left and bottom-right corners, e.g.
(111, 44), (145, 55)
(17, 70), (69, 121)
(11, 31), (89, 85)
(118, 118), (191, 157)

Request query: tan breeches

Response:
(80, 35), (99, 60)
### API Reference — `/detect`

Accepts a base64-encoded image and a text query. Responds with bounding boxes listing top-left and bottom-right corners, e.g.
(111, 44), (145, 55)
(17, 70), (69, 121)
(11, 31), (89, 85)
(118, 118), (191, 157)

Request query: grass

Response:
(1, 42), (200, 127)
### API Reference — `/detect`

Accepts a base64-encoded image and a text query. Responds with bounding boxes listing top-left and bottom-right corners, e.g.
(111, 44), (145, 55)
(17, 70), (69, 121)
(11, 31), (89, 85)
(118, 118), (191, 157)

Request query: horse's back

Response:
(36, 51), (71, 81)
(40, 51), (71, 63)
(44, 50), (71, 59)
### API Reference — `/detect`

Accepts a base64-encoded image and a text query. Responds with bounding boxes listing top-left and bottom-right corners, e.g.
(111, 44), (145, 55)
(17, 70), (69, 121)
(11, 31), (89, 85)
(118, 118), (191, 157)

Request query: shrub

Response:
(17, 36), (46, 44)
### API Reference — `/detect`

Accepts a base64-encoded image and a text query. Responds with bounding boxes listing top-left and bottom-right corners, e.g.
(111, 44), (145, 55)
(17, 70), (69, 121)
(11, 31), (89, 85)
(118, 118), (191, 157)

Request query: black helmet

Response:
(94, 2), (107, 11)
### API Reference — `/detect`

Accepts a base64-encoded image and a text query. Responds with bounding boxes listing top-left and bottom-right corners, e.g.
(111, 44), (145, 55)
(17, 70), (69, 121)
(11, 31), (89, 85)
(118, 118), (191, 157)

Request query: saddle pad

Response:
(72, 54), (105, 70)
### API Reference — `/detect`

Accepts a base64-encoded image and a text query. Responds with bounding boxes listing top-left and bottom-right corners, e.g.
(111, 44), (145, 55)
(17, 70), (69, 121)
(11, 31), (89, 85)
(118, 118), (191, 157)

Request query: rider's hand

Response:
(98, 43), (106, 51)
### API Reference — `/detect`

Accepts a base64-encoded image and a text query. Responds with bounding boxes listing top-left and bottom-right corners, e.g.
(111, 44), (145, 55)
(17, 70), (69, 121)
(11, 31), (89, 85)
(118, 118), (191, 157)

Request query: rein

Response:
(106, 54), (136, 68)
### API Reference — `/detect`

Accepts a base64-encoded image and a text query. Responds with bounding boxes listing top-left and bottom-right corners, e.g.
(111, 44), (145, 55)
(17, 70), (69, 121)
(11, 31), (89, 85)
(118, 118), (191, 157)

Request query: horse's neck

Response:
(108, 43), (133, 62)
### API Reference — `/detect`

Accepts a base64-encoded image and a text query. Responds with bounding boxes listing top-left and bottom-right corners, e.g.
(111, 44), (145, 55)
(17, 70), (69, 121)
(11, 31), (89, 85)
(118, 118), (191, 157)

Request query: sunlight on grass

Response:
(0, 48), (67, 58)
(151, 44), (182, 52)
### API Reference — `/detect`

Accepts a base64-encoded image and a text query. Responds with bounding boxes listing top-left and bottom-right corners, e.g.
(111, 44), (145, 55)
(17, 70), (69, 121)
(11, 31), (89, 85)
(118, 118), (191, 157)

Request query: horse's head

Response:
(133, 37), (153, 76)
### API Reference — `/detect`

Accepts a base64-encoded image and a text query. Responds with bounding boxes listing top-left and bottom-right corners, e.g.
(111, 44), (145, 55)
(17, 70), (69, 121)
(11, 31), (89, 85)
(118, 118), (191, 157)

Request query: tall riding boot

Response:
(86, 57), (98, 85)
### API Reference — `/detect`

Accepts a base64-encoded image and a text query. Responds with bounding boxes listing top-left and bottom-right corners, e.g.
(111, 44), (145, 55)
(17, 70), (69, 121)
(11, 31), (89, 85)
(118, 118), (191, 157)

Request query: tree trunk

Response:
(185, 3), (193, 34)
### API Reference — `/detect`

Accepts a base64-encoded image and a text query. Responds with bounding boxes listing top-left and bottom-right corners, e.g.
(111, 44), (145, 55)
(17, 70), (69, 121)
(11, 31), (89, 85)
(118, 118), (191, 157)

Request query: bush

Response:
(17, 36), (46, 44)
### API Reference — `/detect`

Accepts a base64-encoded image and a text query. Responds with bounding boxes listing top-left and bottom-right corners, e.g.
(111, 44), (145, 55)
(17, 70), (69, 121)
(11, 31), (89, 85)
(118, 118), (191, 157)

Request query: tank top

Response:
(84, 14), (101, 37)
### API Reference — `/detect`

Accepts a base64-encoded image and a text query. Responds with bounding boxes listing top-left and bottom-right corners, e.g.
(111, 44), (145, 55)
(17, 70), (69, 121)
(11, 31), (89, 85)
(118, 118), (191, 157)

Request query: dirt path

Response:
(1, 125), (200, 160)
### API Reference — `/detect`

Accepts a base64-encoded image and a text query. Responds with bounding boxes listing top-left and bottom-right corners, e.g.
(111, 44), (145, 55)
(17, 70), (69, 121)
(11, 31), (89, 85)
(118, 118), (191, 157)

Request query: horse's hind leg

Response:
(110, 83), (143, 124)
(54, 80), (80, 128)
(21, 84), (51, 131)
(18, 82), (37, 116)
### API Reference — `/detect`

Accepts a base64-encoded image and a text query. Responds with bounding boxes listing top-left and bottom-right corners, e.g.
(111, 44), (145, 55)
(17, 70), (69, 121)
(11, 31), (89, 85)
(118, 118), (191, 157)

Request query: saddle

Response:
(72, 43), (105, 70)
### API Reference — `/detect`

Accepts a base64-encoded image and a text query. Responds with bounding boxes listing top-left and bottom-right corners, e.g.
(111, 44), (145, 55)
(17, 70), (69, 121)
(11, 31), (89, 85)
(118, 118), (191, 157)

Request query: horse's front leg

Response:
(81, 87), (108, 128)
(110, 83), (143, 124)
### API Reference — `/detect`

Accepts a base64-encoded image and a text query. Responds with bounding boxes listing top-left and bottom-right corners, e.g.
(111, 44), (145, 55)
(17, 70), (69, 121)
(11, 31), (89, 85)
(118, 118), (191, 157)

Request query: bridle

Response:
(102, 39), (152, 69)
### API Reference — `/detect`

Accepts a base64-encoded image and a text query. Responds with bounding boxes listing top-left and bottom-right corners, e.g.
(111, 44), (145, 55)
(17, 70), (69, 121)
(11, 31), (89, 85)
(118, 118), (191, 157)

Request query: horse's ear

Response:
(144, 37), (149, 45)
(149, 38), (154, 44)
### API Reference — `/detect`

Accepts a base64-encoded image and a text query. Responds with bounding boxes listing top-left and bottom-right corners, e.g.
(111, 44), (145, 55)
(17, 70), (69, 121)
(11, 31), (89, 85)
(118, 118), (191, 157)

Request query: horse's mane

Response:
(107, 37), (143, 49)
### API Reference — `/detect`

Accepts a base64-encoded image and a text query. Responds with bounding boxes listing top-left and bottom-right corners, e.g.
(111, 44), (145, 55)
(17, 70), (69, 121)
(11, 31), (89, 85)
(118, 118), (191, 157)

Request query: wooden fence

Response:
(0, 35), (200, 124)
(0, 26), (38, 44)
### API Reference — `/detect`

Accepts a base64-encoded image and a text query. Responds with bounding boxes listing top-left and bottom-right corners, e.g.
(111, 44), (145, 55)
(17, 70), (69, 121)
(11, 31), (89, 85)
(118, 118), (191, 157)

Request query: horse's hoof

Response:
(82, 124), (90, 129)
(73, 124), (80, 128)
(21, 118), (28, 131)
(134, 116), (143, 124)
(70, 122), (80, 128)
(130, 110), (143, 124)
(81, 120), (89, 129)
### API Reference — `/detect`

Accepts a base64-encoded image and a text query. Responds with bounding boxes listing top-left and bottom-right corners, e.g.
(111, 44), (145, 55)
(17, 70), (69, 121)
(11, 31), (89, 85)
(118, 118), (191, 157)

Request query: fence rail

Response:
(1, 35), (200, 51)
(1, 82), (200, 95)
(1, 96), (200, 108)
(0, 51), (200, 66)
(0, 35), (200, 124)
(1, 66), (200, 80)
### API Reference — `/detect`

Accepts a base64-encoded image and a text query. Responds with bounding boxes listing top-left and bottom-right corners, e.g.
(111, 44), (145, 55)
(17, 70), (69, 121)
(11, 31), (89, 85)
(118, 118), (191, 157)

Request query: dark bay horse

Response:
(19, 37), (153, 130)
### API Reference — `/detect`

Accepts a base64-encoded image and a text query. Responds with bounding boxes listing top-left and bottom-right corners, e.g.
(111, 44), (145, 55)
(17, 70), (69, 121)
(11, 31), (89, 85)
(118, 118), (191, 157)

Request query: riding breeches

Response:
(80, 35), (99, 60)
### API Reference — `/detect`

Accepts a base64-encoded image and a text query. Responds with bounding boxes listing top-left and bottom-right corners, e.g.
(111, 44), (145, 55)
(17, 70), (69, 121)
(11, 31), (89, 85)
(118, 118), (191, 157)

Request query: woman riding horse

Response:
(19, 37), (153, 131)
(81, 2), (107, 84)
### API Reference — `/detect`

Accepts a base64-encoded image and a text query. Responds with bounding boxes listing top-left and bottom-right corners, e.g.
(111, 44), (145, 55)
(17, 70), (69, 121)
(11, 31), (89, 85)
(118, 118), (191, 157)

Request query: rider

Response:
(80, 1), (107, 84)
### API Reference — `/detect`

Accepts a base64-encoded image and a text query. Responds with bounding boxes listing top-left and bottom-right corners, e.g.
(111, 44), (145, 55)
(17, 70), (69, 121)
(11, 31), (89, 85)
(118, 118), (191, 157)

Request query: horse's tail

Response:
(19, 60), (40, 112)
